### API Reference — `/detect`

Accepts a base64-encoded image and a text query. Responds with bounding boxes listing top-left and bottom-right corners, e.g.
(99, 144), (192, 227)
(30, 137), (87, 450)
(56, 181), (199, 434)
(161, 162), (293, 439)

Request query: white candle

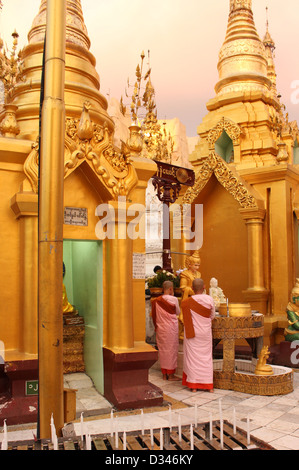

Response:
(160, 428), (163, 450)
(233, 408), (236, 435)
(190, 424), (194, 450)
(1, 420), (8, 451)
(141, 409), (144, 435)
(123, 431), (126, 450)
(50, 414), (55, 443)
(80, 412), (85, 441)
(168, 405), (172, 430)
(86, 434), (92, 451)
(209, 412), (213, 440)
(115, 418), (119, 449)
(178, 413), (182, 442)
(247, 416), (250, 445)
(219, 399), (223, 449)
(110, 410), (114, 437)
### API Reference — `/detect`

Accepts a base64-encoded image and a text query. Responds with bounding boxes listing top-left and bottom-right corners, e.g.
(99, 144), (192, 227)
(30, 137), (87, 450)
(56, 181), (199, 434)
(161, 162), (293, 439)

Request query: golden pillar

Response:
(240, 207), (269, 314)
(105, 199), (135, 350)
(38, 0), (66, 439)
(10, 181), (39, 355)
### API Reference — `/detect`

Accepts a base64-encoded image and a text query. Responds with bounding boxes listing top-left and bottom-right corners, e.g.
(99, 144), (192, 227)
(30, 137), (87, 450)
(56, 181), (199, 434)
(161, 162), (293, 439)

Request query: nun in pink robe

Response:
(181, 293), (215, 391)
(151, 294), (180, 380)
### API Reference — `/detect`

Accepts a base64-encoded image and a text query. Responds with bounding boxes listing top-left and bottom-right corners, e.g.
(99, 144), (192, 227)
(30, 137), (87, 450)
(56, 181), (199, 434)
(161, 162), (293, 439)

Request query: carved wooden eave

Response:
(183, 117), (264, 210)
(23, 103), (139, 200)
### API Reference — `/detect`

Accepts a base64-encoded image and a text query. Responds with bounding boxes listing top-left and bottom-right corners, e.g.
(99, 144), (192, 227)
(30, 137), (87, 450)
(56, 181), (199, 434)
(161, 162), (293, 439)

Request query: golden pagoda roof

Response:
(28, 0), (90, 50)
(216, 0), (271, 96)
(10, 0), (114, 140)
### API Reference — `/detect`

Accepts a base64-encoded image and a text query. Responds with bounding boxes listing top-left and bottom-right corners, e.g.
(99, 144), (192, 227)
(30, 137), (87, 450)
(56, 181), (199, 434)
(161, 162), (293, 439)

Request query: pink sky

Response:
(1, 0), (299, 136)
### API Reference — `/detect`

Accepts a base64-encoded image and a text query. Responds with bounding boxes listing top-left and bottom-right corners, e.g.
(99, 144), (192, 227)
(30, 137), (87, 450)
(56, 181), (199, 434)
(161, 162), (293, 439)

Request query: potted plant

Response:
(146, 270), (181, 297)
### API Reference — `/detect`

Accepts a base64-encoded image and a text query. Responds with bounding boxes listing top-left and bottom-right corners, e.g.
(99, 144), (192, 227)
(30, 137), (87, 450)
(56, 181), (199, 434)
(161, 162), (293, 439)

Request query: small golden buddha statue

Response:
(255, 346), (273, 376)
(63, 262), (76, 315)
(180, 250), (202, 301)
(63, 284), (76, 314)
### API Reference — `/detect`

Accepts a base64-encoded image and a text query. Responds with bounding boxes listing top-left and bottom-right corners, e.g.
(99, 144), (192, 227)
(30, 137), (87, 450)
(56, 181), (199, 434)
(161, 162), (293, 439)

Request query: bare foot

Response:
(209, 388), (214, 393)
(168, 375), (181, 381)
(162, 374), (168, 380)
(191, 389), (197, 393)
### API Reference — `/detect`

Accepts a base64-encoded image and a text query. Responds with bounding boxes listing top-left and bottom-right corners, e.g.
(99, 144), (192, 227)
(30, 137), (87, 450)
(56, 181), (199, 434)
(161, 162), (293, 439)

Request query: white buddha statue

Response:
(209, 277), (226, 310)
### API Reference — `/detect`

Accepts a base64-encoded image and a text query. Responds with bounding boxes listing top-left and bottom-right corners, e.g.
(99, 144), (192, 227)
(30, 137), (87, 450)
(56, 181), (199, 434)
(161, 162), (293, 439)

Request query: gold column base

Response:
(242, 288), (269, 314)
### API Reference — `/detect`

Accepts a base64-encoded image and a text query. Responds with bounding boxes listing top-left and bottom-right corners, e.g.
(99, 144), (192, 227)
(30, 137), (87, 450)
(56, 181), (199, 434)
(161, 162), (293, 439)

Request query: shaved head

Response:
(163, 281), (174, 293)
(192, 278), (205, 294)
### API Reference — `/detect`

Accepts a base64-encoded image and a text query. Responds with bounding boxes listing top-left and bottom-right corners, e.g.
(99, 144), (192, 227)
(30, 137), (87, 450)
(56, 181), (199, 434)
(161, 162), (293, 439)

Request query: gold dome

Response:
(10, 0), (114, 140)
(216, 0), (271, 96)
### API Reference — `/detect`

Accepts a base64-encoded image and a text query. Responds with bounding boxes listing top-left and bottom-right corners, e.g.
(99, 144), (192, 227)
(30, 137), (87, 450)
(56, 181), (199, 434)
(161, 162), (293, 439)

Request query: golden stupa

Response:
(174, 0), (299, 347)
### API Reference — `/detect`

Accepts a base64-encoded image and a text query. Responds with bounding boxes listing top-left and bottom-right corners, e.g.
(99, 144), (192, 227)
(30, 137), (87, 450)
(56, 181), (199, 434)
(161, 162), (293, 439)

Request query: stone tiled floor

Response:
(1, 368), (299, 450)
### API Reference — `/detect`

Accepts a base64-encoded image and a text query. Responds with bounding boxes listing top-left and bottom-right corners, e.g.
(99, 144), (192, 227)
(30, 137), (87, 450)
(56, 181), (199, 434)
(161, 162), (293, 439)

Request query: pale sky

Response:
(1, 0), (299, 136)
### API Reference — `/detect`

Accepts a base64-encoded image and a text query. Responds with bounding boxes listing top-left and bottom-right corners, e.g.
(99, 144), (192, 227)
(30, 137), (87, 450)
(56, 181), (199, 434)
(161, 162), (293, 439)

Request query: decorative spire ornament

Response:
(230, 0), (252, 12)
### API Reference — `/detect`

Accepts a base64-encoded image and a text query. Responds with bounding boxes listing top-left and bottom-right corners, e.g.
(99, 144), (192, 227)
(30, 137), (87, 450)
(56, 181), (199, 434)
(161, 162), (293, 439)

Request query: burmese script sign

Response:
(154, 161), (195, 187)
(133, 253), (146, 279)
(64, 207), (88, 226)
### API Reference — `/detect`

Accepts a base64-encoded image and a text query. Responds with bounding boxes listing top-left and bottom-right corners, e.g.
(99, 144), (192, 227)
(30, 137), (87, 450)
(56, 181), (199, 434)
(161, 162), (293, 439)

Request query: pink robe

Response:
(182, 294), (215, 390)
(152, 295), (180, 375)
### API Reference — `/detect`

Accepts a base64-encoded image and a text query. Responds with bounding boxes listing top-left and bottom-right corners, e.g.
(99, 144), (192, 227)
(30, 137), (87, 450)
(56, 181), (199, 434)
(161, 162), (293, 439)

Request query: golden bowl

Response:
(218, 303), (252, 317)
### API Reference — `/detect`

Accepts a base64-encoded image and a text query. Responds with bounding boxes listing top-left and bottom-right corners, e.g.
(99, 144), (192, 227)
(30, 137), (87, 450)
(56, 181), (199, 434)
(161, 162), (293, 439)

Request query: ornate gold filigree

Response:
(123, 51), (173, 163)
(183, 152), (258, 208)
(24, 141), (39, 193)
(24, 102), (138, 197)
(0, 30), (25, 104)
(207, 116), (242, 149)
(183, 118), (258, 208)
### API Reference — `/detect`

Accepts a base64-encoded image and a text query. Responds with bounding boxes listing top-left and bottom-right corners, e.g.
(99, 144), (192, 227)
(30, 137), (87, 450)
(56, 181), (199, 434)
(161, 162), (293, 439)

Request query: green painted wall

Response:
(63, 240), (104, 394)
(215, 130), (234, 163)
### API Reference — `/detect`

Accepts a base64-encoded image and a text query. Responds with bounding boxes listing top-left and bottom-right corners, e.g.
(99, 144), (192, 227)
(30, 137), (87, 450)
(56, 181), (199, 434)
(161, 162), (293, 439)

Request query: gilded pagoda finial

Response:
(0, 29), (24, 104)
(230, 0), (252, 12)
(122, 50), (174, 163)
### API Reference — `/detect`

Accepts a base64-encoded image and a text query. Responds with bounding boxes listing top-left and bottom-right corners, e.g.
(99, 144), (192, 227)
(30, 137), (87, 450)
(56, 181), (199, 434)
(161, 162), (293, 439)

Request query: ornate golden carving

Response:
(183, 118), (259, 208)
(208, 117), (242, 148)
(183, 152), (258, 208)
(212, 314), (264, 340)
(0, 30), (24, 104)
(24, 141), (39, 193)
(214, 369), (293, 396)
(24, 102), (138, 197)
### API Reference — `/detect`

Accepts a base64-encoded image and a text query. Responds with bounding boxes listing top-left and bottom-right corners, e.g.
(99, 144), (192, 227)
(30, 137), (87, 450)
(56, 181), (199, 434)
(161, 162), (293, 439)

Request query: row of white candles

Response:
(107, 401), (251, 450)
(0, 401), (251, 450)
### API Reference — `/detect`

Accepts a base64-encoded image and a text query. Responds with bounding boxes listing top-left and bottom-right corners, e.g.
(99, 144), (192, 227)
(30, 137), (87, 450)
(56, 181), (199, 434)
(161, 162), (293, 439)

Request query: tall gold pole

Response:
(38, 0), (66, 439)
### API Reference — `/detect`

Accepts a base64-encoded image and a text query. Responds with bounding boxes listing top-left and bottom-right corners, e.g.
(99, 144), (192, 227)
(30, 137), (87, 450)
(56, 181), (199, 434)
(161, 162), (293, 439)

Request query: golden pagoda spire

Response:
(28, 0), (90, 50)
(216, 0), (271, 96)
(6, 0), (114, 140)
(263, 7), (277, 98)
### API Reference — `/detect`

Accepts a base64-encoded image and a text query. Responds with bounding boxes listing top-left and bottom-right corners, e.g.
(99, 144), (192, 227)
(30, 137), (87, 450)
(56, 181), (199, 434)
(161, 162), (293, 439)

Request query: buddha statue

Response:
(285, 279), (299, 342)
(255, 346), (273, 376)
(63, 262), (77, 315)
(180, 250), (202, 302)
(209, 277), (226, 310)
